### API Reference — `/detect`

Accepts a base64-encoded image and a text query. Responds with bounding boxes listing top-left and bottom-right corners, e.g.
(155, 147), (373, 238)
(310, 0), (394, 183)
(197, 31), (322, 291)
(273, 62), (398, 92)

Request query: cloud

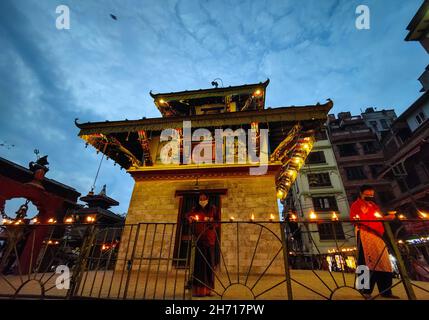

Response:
(0, 0), (426, 214)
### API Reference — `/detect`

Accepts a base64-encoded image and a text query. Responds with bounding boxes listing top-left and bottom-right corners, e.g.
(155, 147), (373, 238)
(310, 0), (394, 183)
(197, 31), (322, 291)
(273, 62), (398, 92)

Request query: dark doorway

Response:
(173, 189), (226, 268)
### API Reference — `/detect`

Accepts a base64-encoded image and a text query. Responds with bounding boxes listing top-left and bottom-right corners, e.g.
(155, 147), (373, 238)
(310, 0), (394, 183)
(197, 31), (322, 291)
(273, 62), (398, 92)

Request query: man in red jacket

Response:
(350, 185), (399, 299)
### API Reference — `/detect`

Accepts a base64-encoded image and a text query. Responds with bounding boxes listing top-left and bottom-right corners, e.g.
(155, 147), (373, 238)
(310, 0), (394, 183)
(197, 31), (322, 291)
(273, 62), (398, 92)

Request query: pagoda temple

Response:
(75, 80), (332, 274)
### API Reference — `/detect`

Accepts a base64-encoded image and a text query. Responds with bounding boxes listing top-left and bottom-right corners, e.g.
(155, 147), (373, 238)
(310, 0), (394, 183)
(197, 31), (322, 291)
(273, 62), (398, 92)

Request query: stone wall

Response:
(116, 174), (286, 276)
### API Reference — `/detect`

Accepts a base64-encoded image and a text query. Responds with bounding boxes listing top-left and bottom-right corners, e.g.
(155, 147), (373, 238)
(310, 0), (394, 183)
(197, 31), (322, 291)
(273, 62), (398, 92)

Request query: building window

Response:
(338, 143), (358, 157)
(377, 191), (394, 205)
(349, 193), (359, 203)
(306, 151), (326, 164)
(370, 121), (378, 130)
(345, 166), (367, 180)
(318, 223), (345, 240)
(416, 112), (427, 125)
(361, 141), (379, 154)
(380, 119), (389, 129)
(312, 196), (338, 211)
(315, 130), (328, 141)
(392, 163), (407, 177)
(397, 179), (408, 193)
(405, 165), (422, 189)
(369, 165), (383, 178)
(308, 173), (332, 188)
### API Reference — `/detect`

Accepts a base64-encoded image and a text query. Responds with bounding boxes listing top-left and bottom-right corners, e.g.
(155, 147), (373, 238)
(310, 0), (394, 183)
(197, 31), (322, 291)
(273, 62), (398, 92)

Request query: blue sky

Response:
(0, 0), (427, 214)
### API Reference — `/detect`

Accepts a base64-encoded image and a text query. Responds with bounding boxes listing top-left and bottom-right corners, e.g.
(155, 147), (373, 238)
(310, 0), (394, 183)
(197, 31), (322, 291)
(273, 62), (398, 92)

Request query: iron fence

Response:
(0, 218), (428, 300)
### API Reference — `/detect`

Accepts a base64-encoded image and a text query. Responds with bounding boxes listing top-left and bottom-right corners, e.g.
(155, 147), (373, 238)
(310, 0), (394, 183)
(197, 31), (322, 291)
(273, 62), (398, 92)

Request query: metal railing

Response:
(0, 218), (428, 300)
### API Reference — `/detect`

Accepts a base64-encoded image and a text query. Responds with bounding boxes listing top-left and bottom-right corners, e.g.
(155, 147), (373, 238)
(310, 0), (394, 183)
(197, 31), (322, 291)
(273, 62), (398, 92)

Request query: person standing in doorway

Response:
(350, 185), (400, 299)
(187, 192), (220, 297)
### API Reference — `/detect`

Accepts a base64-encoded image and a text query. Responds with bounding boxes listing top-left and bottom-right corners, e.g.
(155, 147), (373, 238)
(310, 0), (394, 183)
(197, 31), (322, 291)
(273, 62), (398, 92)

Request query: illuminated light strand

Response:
(86, 216), (96, 223)
(276, 135), (315, 200)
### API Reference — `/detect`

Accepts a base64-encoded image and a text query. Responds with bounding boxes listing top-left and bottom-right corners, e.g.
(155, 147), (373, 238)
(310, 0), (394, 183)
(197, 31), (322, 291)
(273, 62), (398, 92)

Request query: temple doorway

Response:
(173, 189), (226, 268)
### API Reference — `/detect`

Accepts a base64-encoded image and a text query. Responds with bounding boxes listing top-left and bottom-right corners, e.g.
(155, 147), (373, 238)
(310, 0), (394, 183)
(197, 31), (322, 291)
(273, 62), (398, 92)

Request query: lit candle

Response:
(290, 214), (297, 222)
(353, 214), (360, 220)
(250, 214), (255, 222)
(309, 211), (317, 220)
(374, 212), (383, 219)
(195, 215), (199, 221)
(47, 218), (56, 224)
(331, 212), (339, 221)
(270, 214), (275, 222)
(418, 210), (428, 219)
(398, 214), (406, 220)
(229, 216), (235, 222)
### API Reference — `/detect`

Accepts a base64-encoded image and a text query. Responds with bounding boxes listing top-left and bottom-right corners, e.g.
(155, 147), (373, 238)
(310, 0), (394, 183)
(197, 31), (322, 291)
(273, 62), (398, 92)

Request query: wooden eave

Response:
(75, 100), (333, 136)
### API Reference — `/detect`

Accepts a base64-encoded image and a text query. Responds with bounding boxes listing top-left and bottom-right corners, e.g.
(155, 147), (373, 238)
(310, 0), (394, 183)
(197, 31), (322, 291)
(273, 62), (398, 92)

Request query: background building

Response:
(378, 89), (429, 217)
(376, 2), (429, 218)
(405, 0), (429, 54)
(361, 107), (397, 140)
(327, 111), (395, 209)
(283, 129), (356, 271)
(406, 1), (429, 92)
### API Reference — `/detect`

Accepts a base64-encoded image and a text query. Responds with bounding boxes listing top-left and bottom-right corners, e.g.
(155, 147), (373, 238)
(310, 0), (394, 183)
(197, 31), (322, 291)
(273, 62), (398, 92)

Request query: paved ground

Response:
(1, 269), (429, 300)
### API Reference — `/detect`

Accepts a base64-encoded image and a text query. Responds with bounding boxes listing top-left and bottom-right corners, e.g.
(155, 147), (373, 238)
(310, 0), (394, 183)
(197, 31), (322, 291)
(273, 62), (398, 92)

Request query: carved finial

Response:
(99, 184), (107, 196)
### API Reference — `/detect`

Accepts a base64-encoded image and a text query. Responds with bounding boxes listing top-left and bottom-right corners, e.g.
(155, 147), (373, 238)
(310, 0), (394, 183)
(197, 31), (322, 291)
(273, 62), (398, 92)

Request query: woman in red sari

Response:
(187, 193), (220, 297)
(350, 185), (399, 299)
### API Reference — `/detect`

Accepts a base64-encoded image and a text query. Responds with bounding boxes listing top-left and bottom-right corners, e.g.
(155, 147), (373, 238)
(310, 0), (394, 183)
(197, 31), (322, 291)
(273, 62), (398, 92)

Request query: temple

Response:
(75, 80), (333, 273)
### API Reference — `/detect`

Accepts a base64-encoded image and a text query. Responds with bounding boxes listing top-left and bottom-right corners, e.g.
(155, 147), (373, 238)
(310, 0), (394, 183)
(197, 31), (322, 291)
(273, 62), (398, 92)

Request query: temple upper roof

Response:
(150, 79), (270, 117)
(75, 100), (332, 135)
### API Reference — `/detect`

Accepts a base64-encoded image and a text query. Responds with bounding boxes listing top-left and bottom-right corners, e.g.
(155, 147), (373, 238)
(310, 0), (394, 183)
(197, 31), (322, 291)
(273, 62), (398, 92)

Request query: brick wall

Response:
(116, 174), (286, 276)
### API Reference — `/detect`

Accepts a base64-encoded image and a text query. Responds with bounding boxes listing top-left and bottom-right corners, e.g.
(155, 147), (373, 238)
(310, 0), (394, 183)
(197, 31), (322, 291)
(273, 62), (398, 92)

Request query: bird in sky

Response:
(110, 14), (118, 21)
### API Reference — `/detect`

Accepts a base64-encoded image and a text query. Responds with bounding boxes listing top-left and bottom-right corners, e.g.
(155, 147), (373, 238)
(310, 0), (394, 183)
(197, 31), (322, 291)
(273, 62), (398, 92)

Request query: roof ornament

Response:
(15, 200), (30, 220)
(29, 152), (49, 175)
(26, 151), (49, 189)
(99, 184), (107, 196)
(211, 78), (224, 88)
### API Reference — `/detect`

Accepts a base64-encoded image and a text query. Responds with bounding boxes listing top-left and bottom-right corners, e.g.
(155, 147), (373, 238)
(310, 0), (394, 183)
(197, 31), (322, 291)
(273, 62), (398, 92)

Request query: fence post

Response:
(186, 232), (196, 300)
(383, 221), (417, 300)
(122, 224), (141, 299)
(67, 224), (96, 299)
(280, 222), (293, 300)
